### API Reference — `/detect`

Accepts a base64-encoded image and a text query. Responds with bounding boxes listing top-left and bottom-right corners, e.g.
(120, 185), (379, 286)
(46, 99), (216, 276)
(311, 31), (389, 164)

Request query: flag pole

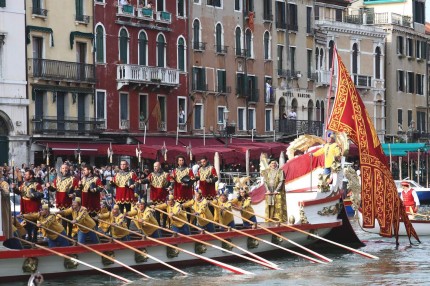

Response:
(325, 45), (338, 135)
(176, 126), (179, 145)
(144, 123), (147, 144)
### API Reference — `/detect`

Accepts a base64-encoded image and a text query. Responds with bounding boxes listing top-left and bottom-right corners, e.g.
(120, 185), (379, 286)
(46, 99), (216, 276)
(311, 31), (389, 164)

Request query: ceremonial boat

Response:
(0, 139), (363, 282)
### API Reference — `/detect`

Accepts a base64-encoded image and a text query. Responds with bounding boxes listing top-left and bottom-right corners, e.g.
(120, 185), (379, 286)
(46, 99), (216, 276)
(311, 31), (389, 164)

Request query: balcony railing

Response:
(276, 21), (287, 29)
(178, 123), (187, 132)
(215, 45), (228, 54)
(263, 13), (273, 22)
(316, 70), (330, 85)
(75, 14), (90, 24)
(120, 119), (129, 130)
(277, 69), (301, 79)
(158, 121), (166, 132)
(139, 120), (146, 130)
(192, 82), (208, 92)
(29, 58), (95, 83)
(138, 7), (153, 19)
(117, 64), (179, 89)
(216, 85), (231, 94)
(235, 48), (248, 57)
(308, 72), (318, 81)
(193, 42), (206, 51)
(32, 7), (48, 17)
(287, 23), (298, 31)
(156, 11), (171, 23)
(353, 74), (372, 88)
(277, 119), (323, 137)
(32, 116), (105, 135)
(321, 11), (413, 28)
(264, 92), (275, 104)
(117, 4), (135, 16)
(248, 89), (259, 103)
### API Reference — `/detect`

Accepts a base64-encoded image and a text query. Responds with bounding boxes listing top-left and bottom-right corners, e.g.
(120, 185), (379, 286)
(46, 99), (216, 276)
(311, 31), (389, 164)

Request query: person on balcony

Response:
(178, 106), (185, 124)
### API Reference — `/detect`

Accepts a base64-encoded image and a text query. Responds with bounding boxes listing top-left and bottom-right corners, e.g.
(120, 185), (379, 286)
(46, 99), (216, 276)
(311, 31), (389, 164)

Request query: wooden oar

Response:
(242, 209), (379, 260)
(16, 237), (132, 283)
(156, 208), (280, 270)
(125, 215), (274, 271)
(21, 217), (152, 279)
(104, 218), (253, 275)
(59, 216), (188, 276)
(211, 204), (332, 263)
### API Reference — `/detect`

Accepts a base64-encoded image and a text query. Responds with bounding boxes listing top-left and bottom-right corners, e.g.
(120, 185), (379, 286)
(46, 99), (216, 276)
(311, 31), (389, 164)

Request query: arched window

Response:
(193, 19), (200, 49)
(177, 37), (186, 71)
(235, 27), (242, 55)
(215, 23), (222, 53)
(119, 28), (129, 64)
(328, 40), (334, 69)
(138, 31), (147, 66)
(157, 34), (166, 67)
(315, 48), (319, 70)
(264, 31), (270, 60)
(245, 29), (253, 58)
(95, 25), (105, 63)
(352, 43), (358, 74)
(375, 46), (381, 79)
(319, 49), (324, 69)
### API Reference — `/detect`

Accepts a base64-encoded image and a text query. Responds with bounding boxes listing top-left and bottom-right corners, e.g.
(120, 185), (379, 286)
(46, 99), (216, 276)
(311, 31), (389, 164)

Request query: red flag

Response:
(151, 99), (161, 129)
(327, 50), (419, 243)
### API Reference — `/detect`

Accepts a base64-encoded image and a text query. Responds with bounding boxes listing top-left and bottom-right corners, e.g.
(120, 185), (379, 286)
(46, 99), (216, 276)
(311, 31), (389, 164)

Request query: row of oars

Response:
(15, 207), (378, 283)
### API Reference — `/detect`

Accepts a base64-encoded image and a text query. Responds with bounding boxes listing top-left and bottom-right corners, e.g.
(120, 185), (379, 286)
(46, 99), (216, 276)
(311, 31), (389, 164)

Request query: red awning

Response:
(37, 142), (111, 156)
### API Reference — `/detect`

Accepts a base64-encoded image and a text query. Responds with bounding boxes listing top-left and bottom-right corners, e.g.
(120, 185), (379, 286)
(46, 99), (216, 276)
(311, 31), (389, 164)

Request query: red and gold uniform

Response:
(17, 180), (43, 214)
(145, 171), (170, 203)
(197, 165), (218, 200)
(401, 188), (420, 213)
(53, 175), (79, 210)
(80, 175), (103, 213)
(113, 170), (138, 204)
(170, 167), (195, 202)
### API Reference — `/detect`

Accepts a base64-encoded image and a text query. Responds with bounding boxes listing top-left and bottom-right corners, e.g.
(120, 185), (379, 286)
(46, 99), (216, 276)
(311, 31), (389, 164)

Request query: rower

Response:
(127, 199), (162, 238)
(400, 181), (420, 214)
(211, 186), (235, 231)
(182, 188), (216, 232)
(155, 195), (190, 235)
(57, 197), (99, 244)
(95, 204), (130, 241)
(231, 186), (257, 228)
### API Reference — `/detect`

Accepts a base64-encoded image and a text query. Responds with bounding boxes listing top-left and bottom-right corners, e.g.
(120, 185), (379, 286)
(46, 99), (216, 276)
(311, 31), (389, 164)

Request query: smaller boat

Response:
(394, 180), (430, 205)
(357, 209), (430, 236)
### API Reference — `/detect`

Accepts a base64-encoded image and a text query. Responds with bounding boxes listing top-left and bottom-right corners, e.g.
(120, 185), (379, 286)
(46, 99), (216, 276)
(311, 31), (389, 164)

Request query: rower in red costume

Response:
(400, 181), (420, 213)
(169, 155), (195, 203)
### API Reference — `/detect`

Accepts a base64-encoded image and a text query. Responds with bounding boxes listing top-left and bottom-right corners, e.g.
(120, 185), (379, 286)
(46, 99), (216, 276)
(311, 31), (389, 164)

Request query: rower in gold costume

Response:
(96, 204), (130, 241)
(127, 199), (161, 238)
(212, 186), (235, 231)
(231, 186), (257, 228)
(182, 189), (215, 232)
(155, 195), (190, 235)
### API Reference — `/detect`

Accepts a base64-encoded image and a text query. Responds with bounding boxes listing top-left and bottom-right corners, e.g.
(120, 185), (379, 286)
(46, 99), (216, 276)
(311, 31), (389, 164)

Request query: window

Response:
(245, 29), (253, 58)
(178, 0), (185, 17)
(177, 37), (186, 71)
(306, 7), (312, 33)
(32, 0), (46, 16)
(238, 108), (246, 131)
(265, 109), (272, 131)
(290, 46), (296, 72)
(406, 38), (413, 57)
(236, 73), (245, 96)
(120, 93), (129, 128)
(178, 97), (186, 125)
(119, 28), (129, 64)
(234, 0), (241, 11)
(138, 31), (148, 66)
(397, 109), (403, 126)
(397, 36), (404, 55)
(247, 75), (258, 102)
(0, 39), (3, 78)
(156, 33), (166, 67)
(408, 110), (412, 127)
(235, 27), (242, 55)
(244, 0), (254, 13)
(95, 25), (105, 63)
(159, 96), (166, 130)
(277, 45), (283, 72)
(75, 0), (84, 22)
(416, 40), (426, 59)
(194, 0), (201, 4)
(417, 111), (426, 132)
(307, 49), (312, 78)
(288, 4), (298, 31)
(192, 67), (206, 91)
(416, 74), (424, 95)
(207, 0), (221, 7)
(407, 71), (414, 93)
(194, 104), (203, 129)
(352, 43), (358, 74)
(275, 1), (286, 29)
(217, 69), (226, 93)
(0, 0), (5, 8)
(328, 40), (334, 69)
(248, 108), (255, 130)
(319, 49), (324, 69)
(414, 0), (425, 24)
(263, 0), (272, 21)
(264, 31), (270, 60)
(139, 94), (148, 124)
(397, 70), (405, 91)
(335, 9), (342, 22)
(217, 106), (226, 124)
(193, 19), (201, 49)
(215, 23), (223, 53)
(156, 0), (165, 12)
(375, 47), (381, 79)
(96, 90), (106, 125)
(315, 6), (319, 20)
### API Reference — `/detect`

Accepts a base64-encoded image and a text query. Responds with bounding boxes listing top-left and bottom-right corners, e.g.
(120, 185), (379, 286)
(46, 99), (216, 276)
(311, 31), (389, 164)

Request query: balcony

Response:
(236, 87), (259, 102)
(158, 121), (166, 132)
(235, 48), (248, 57)
(75, 14), (90, 24)
(178, 123), (187, 132)
(139, 120), (146, 130)
(277, 119), (323, 137)
(277, 69), (301, 79)
(287, 23), (298, 31)
(32, 116), (105, 135)
(193, 42), (206, 51)
(32, 7), (48, 17)
(117, 64), (179, 90)
(353, 74), (372, 88)
(156, 11), (171, 23)
(308, 72), (318, 81)
(215, 45), (228, 54)
(120, 119), (129, 130)
(29, 58), (95, 83)
(192, 82), (208, 92)
(216, 85), (231, 94)
(138, 7), (153, 19)
(264, 92), (275, 105)
(263, 13), (273, 23)
(276, 21), (287, 30)
(117, 4), (135, 17)
(316, 70), (330, 86)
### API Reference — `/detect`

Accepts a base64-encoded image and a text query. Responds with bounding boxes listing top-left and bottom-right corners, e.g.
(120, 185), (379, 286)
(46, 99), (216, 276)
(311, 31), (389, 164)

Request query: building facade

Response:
(0, 0), (29, 165)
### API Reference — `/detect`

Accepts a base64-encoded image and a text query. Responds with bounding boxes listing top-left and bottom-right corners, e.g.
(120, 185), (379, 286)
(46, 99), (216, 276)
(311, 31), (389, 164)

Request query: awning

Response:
(35, 142), (111, 156)
(382, 143), (429, 157)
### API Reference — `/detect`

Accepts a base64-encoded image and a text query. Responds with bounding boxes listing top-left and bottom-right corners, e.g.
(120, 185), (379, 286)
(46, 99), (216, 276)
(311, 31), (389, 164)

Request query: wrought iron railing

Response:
(32, 7), (48, 16)
(353, 74), (372, 88)
(75, 14), (90, 23)
(29, 58), (95, 82)
(215, 45), (228, 54)
(32, 116), (105, 134)
(193, 42), (206, 51)
(277, 119), (324, 137)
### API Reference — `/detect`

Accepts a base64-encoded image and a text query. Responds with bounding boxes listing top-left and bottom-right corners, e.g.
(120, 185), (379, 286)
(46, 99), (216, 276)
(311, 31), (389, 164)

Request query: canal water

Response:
(11, 218), (430, 285)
